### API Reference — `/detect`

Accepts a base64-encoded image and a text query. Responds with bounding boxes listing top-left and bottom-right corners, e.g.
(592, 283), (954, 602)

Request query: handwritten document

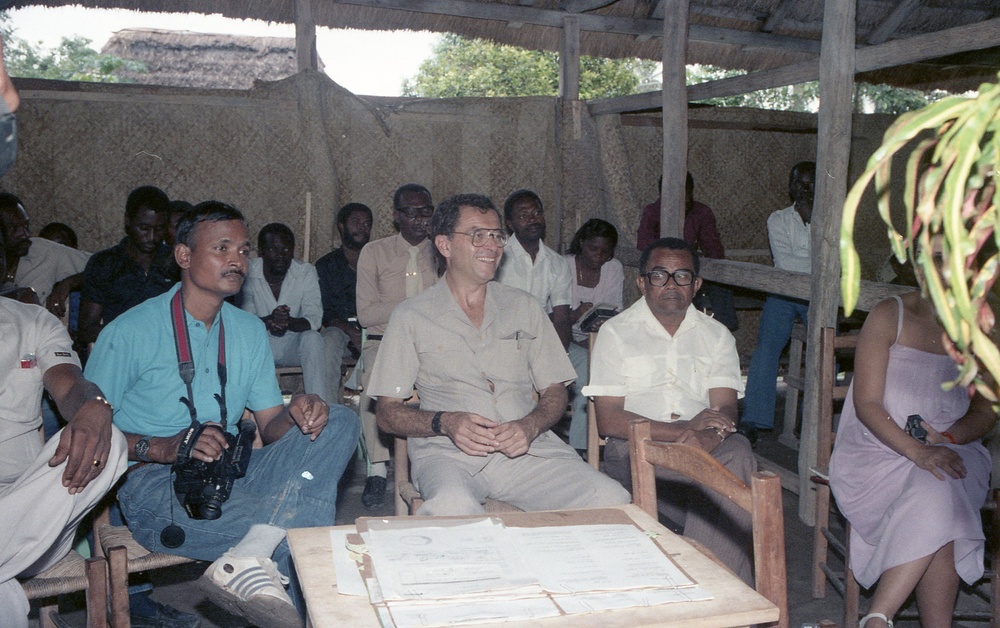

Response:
(348, 518), (712, 627)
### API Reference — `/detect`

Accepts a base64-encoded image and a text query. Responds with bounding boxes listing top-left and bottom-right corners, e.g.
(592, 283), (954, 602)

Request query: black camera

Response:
(172, 419), (255, 520)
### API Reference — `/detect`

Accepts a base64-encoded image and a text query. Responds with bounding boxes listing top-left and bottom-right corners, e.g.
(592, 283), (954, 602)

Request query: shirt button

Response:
(204, 368), (210, 373)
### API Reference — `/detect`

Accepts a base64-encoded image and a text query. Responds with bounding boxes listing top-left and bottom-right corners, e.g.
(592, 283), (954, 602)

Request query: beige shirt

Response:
(583, 299), (743, 423)
(368, 278), (576, 463)
(0, 298), (79, 442)
(356, 234), (436, 335)
(15, 237), (91, 305)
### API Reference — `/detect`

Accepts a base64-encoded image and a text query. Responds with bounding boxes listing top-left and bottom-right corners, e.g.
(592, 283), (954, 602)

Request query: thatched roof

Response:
(100, 29), (304, 89)
(14, 1), (1000, 92)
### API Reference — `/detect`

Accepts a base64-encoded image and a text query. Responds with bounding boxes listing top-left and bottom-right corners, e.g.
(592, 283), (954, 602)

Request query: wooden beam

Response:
(588, 15), (1000, 115)
(294, 0), (318, 72)
(559, 15), (580, 100)
(660, 0), (688, 240)
(761, 0), (796, 33)
(335, 0), (819, 52)
(560, 0), (619, 12)
(699, 259), (911, 313)
(799, 0), (856, 526)
(650, 0), (666, 19)
(866, 0), (922, 45)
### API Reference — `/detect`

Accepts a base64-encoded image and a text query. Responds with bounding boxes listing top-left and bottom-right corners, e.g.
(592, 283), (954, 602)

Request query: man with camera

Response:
(85, 202), (360, 627)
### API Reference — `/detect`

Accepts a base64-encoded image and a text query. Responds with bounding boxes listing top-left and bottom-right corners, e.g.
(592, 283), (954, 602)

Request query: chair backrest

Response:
(816, 328), (858, 470)
(628, 418), (788, 628)
(585, 331), (605, 469)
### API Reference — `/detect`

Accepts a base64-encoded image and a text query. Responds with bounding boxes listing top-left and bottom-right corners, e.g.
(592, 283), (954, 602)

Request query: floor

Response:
(33, 384), (995, 627)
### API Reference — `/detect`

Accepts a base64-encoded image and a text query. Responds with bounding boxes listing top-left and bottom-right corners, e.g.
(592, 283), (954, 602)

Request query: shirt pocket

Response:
(623, 355), (658, 390)
(0, 368), (44, 424)
(490, 330), (536, 385)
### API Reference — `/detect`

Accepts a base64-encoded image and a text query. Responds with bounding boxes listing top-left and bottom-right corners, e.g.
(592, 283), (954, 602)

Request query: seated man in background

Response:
(585, 237), (755, 585)
(0, 192), (90, 318)
(78, 185), (177, 347)
(370, 193), (630, 515)
(0, 223), (127, 628)
(316, 202), (372, 395)
(240, 222), (330, 403)
(85, 202), (358, 626)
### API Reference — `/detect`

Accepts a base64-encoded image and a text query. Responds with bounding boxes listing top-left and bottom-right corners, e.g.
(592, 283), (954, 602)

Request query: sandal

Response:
(859, 612), (893, 628)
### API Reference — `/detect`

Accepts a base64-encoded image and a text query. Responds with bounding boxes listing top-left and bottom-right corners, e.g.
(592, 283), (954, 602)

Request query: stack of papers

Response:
(337, 517), (712, 627)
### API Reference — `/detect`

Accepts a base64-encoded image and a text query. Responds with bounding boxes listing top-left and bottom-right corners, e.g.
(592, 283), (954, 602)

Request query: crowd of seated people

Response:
(6, 67), (985, 628)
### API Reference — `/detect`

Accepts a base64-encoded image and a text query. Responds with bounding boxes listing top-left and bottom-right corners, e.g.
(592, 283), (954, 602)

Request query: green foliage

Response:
(402, 33), (656, 99)
(1, 13), (144, 83)
(841, 76), (999, 400)
(687, 64), (946, 114)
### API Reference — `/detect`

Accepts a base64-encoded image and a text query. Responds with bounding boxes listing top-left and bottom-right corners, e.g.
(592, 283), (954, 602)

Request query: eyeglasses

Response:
(642, 268), (696, 287)
(395, 205), (434, 219)
(452, 228), (509, 247)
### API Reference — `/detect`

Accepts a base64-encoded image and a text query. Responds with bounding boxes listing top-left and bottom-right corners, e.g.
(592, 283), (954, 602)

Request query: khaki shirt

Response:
(355, 234), (437, 335)
(368, 278), (576, 465)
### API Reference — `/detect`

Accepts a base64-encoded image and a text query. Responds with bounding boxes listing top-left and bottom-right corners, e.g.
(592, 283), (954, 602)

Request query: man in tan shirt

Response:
(355, 183), (437, 507)
(368, 194), (629, 515)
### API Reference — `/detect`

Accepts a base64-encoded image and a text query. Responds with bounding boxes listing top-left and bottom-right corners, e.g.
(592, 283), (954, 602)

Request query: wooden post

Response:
(660, 0), (689, 239)
(294, 0), (318, 72)
(303, 191), (312, 262)
(798, 0), (856, 524)
(559, 15), (580, 100)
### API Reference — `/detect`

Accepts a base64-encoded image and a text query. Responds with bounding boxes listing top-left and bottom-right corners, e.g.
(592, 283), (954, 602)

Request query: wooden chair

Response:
(628, 418), (788, 628)
(20, 544), (110, 628)
(812, 327), (999, 627)
(274, 365), (304, 395)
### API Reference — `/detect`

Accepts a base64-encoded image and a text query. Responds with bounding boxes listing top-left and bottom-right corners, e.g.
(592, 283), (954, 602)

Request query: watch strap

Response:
(431, 411), (444, 435)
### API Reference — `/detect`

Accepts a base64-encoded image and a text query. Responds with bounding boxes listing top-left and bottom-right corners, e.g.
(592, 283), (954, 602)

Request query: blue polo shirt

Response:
(85, 284), (283, 438)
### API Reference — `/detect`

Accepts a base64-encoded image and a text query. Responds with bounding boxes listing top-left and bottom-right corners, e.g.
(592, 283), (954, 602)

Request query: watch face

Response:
(135, 438), (150, 460)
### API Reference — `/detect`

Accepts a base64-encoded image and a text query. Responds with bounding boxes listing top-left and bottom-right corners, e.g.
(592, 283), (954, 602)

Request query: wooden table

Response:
(287, 504), (779, 627)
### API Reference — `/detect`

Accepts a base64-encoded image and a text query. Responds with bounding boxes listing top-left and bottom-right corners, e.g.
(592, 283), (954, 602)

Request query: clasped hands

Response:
(438, 412), (536, 458)
(676, 407), (736, 453)
(263, 304), (291, 337)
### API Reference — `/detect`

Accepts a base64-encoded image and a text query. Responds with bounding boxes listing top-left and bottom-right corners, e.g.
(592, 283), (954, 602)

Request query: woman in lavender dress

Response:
(830, 282), (995, 627)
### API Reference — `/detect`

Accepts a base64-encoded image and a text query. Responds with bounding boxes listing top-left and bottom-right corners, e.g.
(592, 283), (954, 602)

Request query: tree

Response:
(402, 33), (656, 99)
(0, 14), (144, 83)
(687, 63), (947, 114)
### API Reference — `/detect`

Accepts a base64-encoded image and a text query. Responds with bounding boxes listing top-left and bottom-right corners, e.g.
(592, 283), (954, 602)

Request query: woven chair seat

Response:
(97, 524), (195, 572)
(20, 551), (90, 599)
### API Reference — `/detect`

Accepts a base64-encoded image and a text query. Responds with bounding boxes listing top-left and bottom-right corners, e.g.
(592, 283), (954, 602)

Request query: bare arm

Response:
(255, 394), (329, 445)
(550, 304), (572, 350)
(47, 273), (84, 318)
(594, 387), (736, 454)
(493, 383), (568, 457)
(77, 300), (104, 345)
(376, 396), (500, 457)
(43, 363), (114, 493)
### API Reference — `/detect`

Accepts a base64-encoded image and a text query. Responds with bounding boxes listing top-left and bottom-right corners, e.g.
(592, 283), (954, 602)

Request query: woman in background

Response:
(829, 246), (995, 628)
(564, 219), (623, 452)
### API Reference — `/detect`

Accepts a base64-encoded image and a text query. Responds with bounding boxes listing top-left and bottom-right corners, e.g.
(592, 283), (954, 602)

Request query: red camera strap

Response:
(170, 289), (228, 429)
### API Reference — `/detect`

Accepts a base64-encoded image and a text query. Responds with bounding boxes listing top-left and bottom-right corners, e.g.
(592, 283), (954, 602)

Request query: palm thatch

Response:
(101, 29), (305, 89)
(14, 0), (1000, 92)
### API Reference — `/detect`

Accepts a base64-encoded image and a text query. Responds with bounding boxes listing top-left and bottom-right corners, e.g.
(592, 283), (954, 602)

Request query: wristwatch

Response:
(134, 437), (152, 463)
(431, 411), (444, 435)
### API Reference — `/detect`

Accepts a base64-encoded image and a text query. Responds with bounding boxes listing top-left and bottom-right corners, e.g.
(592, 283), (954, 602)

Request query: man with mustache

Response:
(78, 185), (177, 347)
(240, 222), (329, 403)
(316, 203), (372, 398)
(370, 194), (629, 515)
(85, 202), (359, 626)
(355, 184), (437, 508)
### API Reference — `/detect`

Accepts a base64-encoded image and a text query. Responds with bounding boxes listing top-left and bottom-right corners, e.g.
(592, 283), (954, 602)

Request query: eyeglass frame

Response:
(451, 228), (509, 247)
(395, 205), (434, 219)
(641, 268), (697, 287)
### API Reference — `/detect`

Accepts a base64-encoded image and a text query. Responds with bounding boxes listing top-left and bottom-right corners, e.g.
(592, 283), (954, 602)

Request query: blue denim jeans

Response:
(742, 295), (809, 429)
(118, 404), (360, 611)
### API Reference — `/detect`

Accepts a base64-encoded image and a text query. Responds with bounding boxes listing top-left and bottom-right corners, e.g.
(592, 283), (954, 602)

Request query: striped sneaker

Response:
(199, 553), (302, 628)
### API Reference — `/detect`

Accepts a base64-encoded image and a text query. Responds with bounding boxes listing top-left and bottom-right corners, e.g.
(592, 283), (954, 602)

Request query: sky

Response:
(6, 5), (440, 96)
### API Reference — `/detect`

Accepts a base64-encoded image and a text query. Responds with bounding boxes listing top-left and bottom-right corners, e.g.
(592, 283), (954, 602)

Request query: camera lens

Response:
(200, 484), (223, 520)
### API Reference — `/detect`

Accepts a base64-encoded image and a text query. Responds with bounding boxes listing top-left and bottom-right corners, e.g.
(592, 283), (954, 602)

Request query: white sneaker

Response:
(199, 553), (302, 628)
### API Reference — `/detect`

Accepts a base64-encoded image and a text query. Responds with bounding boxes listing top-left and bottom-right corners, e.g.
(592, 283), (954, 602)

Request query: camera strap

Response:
(170, 289), (228, 430)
